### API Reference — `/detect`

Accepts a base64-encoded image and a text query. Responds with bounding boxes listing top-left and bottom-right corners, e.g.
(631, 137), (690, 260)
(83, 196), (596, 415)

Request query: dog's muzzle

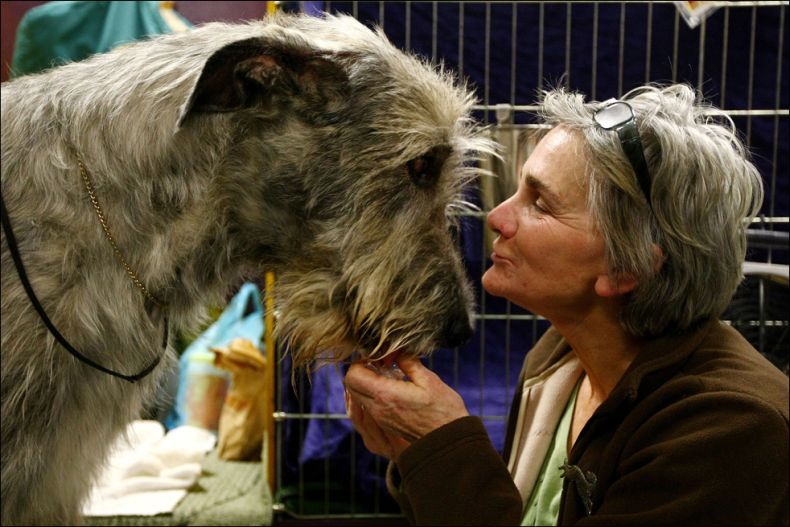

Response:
(438, 305), (474, 348)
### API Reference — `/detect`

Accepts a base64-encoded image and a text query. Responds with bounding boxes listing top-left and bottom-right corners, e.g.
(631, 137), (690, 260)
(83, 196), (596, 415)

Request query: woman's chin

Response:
(482, 269), (506, 297)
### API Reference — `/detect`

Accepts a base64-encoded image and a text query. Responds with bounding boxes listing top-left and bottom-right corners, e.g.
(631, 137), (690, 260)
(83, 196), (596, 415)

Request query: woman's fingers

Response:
(346, 388), (395, 459)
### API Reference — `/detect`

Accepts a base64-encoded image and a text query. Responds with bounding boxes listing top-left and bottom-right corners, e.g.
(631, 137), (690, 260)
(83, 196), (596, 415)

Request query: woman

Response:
(344, 84), (789, 525)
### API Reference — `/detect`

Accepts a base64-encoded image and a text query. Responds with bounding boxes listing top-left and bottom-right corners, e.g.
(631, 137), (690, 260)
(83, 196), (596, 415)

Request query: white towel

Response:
(83, 420), (216, 517)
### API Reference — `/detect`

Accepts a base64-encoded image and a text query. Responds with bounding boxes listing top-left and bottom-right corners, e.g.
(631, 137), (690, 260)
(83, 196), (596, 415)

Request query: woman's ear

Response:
(594, 273), (638, 298)
(594, 243), (664, 298)
(652, 243), (666, 272)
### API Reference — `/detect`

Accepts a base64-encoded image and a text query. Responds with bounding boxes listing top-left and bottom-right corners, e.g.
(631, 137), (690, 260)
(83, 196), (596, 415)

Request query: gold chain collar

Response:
(75, 153), (165, 308)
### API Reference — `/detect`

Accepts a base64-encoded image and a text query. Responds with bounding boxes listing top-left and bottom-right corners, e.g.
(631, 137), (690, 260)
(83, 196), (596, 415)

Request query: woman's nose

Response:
(487, 196), (517, 239)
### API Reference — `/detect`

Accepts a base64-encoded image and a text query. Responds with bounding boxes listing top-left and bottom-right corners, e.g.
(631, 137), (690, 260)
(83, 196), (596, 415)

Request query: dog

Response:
(0, 12), (494, 525)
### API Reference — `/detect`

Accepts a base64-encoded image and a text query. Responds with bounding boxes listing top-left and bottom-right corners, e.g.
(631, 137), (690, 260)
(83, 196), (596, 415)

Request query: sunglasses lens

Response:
(594, 102), (633, 129)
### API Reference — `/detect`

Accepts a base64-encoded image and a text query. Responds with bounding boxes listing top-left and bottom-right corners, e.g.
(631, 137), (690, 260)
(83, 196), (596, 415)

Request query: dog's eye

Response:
(407, 154), (440, 188)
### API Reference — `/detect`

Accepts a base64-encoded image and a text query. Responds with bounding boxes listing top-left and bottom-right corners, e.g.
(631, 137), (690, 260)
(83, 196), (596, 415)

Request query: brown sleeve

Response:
(390, 415), (523, 526)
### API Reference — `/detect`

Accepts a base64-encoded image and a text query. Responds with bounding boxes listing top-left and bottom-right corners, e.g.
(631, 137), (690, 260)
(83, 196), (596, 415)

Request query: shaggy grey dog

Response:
(0, 12), (492, 525)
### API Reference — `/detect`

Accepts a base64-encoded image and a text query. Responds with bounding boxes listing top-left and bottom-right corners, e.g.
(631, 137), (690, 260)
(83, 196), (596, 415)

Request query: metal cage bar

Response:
(270, 1), (789, 521)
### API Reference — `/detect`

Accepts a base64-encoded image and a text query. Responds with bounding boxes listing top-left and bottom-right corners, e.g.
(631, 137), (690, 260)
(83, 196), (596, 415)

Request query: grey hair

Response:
(537, 84), (764, 337)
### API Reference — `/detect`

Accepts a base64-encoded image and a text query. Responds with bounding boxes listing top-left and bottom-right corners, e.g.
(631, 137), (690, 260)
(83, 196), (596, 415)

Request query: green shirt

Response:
(521, 378), (581, 526)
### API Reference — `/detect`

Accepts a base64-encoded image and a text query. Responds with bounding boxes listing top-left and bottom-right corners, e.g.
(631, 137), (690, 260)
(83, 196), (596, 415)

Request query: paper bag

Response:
(212, 338), (267, 461)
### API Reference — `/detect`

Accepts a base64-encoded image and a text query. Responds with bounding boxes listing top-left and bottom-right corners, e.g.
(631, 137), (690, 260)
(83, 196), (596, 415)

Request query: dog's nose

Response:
(439, 312), (474, 348)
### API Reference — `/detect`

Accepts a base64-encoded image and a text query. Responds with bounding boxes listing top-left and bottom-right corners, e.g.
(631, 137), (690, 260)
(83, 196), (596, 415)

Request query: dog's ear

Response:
(177, 37), (349, 127)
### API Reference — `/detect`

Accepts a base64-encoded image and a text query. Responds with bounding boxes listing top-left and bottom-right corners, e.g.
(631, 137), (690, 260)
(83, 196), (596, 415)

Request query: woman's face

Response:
(482, 126), (610, 325)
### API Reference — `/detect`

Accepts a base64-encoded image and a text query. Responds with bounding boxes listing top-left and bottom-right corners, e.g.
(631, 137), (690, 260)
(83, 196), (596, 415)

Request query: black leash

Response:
(0, 188), (167, 383)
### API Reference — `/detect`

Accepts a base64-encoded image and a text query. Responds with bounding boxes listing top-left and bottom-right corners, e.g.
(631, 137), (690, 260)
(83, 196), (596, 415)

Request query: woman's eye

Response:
(407, 155), (439, 188)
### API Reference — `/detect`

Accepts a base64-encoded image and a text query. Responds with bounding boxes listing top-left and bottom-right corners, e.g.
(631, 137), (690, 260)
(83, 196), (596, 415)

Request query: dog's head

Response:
(177, 13), (495, 370)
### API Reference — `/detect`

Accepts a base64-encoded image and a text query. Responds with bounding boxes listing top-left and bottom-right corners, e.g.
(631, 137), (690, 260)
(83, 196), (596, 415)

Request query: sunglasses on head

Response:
(593, 100), (652, 207)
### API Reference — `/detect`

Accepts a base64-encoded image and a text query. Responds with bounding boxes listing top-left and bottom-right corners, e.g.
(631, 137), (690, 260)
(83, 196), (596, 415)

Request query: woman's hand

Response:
(344, 356), (469, 461)
(345, 387), (411, 461)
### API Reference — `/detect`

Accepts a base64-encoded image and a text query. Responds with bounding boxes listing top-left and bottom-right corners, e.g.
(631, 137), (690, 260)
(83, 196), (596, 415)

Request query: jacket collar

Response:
(503, 319), (718, 458)
(523, 318), (718, 414)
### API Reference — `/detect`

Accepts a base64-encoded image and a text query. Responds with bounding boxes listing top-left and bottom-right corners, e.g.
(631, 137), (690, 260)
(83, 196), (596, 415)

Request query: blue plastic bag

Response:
(164, 282), (265, 431)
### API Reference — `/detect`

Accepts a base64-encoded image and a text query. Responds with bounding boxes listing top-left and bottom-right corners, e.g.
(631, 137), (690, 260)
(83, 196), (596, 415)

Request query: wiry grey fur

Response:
(0, 13), (493, 525)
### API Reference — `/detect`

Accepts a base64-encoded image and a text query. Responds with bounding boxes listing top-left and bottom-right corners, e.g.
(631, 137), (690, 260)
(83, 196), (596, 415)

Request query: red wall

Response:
(1, 1), (46, 82)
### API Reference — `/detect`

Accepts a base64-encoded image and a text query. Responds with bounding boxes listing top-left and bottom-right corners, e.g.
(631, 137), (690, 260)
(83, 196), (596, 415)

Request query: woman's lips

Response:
(491, 251), (513, 264)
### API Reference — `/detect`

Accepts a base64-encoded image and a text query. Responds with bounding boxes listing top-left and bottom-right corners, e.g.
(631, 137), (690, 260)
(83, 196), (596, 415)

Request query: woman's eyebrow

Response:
(525, 173), (562, 208)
